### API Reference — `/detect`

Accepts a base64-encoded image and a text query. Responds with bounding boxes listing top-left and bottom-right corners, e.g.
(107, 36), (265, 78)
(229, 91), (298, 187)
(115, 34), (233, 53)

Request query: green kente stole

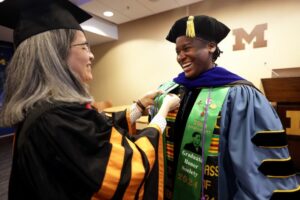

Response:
(154, 80), (179, 197)
(154, 82), (229, 200)
(173, 87), (229, 200)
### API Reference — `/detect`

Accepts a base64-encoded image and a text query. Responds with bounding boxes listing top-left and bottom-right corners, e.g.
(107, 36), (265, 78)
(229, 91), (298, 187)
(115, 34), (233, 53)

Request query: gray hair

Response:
(0, 29), (93, 126)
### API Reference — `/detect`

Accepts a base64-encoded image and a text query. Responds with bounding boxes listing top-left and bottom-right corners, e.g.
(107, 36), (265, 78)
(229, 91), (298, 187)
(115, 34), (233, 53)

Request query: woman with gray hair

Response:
(0, 0), (180, 199)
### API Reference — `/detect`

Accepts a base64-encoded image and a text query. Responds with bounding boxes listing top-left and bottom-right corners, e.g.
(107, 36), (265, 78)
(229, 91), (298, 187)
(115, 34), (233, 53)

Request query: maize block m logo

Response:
(232, 23), (267, 51)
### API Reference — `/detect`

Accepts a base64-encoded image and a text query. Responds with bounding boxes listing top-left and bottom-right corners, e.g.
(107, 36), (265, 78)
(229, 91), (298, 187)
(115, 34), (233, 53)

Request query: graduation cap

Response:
(166, 15), (230, 44)
(0, 0), (92, 47)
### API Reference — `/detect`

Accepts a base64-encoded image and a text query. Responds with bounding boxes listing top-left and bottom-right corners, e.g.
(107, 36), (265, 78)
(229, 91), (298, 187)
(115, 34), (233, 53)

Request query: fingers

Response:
(141, 89), (176, 108)
(157, 90), (164, 95)
(162, 93), (180, 112)
(143, 90), (163, 99)
(151, 89), (164, 98)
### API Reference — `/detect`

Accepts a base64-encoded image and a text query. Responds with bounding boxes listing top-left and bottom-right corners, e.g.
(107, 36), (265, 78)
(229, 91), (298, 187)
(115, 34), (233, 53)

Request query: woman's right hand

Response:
(158, 94), (180, 118)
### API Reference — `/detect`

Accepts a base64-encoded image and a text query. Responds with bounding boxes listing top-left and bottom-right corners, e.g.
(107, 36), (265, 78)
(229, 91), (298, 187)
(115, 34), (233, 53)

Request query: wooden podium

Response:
(262, 73), (300, 172)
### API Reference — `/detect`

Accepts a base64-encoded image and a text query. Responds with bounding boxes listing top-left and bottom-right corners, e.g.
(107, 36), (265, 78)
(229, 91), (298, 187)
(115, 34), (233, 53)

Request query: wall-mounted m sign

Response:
(232, 23), (268, 51)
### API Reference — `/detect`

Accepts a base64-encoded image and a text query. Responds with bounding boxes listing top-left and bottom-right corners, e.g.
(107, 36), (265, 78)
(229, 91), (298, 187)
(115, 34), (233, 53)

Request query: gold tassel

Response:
(186, 16), (196, 38)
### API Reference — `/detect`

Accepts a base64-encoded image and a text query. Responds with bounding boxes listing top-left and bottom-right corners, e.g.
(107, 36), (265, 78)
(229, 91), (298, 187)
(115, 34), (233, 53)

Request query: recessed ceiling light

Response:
(103, 11), (114, 17)
(0, 0), (6, 3)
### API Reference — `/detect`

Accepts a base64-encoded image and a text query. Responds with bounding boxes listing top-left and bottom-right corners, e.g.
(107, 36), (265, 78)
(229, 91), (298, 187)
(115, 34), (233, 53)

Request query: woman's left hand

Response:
(139, 90), (163, 108)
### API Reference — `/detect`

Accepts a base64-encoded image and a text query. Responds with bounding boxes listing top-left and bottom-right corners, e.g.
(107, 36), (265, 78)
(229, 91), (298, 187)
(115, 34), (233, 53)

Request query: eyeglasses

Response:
(71, 41), (91, 52)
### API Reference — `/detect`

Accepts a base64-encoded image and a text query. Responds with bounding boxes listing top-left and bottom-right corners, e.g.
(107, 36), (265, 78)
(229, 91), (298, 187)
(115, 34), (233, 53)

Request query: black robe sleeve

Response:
(9, 103), (164, 200)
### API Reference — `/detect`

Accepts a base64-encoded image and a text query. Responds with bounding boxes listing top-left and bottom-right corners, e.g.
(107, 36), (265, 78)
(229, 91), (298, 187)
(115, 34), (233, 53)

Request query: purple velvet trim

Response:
(173, 66), (244, 89)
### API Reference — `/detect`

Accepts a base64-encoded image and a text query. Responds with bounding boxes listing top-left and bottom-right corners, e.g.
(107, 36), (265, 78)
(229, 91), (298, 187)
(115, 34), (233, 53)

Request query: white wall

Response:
(90, 0), (300, 105)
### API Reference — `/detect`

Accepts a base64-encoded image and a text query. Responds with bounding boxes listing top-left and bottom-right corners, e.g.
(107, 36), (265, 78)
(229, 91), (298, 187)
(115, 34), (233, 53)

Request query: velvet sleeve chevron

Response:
(11, 104), (164, 200)
(219, 85), (300, 200)
(110, 107), (137, 136)
(110, 109), (165, 199)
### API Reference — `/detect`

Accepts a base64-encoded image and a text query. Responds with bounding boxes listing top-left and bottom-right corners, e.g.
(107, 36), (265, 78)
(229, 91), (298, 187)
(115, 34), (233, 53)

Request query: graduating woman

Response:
(151, 15), (300, 200)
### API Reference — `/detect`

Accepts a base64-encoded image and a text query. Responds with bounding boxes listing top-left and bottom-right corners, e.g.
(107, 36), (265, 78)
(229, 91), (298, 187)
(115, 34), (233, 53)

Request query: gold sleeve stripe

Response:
(135, 137), (156, 173)
(267, 174), (296, 178)
(126, 106), (136, 135)
(255, 130), (285, 134)
(261, 157), (291, 162)
(158, 132), (164, 199)
(137, 124), (164, 199)
(96, 127), (124, 199)
(270, 185), (300, 199)
(123, 138), (146, 199)
(273, 185), (300, 193)
(134, 128), (159, 199)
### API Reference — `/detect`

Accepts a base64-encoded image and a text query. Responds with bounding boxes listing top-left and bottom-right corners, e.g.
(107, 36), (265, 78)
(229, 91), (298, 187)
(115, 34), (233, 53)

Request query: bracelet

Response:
(136, 100), (146, 111)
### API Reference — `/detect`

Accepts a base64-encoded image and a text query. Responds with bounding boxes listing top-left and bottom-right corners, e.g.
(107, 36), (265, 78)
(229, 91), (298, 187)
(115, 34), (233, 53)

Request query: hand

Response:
(162, 94), (180, 111)
(158, 94), (180, 118)
(139, 89), (164, 108)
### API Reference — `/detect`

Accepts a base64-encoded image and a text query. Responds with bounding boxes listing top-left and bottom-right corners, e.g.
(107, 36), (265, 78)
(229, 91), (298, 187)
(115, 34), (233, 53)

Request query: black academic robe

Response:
(9, 102), (164, 200)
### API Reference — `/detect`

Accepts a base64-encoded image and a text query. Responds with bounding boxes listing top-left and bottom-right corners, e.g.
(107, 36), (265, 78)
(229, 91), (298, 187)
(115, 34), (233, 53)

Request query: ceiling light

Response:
(0, 0), (6, 3)
(103, 11), (114, 17)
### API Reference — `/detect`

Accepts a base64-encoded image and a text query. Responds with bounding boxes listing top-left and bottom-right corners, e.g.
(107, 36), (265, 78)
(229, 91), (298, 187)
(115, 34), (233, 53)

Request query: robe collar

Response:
(173, 66), (244, 89)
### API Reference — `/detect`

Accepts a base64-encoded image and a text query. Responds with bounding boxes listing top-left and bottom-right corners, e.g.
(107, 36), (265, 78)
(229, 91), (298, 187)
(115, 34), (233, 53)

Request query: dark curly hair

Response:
(194, 38), (223, 62)
(212, 46), (223, 62)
